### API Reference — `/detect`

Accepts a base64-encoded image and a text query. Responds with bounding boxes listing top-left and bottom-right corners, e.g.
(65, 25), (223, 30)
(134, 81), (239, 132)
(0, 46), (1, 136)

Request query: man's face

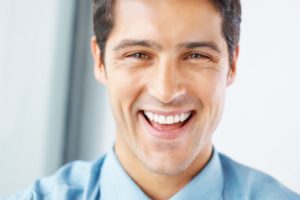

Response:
(92, 0), (237, 175)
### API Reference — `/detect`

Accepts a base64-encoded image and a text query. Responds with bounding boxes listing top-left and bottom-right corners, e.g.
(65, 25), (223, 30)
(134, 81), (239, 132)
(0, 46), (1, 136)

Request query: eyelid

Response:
(124, 51), (152, 60)
(183, 52), (211, 60)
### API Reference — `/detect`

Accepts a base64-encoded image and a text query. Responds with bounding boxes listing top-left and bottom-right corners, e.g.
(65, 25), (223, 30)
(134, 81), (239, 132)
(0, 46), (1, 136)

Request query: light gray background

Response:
(0, 0), (299, 197)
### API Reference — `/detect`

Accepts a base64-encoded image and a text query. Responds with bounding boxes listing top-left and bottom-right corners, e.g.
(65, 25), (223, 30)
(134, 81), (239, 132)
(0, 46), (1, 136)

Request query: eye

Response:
(184, 53), (209, 60)
(127, 52), (150, 60)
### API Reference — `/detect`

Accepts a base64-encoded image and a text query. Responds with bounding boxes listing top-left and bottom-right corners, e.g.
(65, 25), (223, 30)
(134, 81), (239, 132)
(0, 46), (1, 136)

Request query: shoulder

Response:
(5, 155), (106, 200)
(218, 153), (300, 200)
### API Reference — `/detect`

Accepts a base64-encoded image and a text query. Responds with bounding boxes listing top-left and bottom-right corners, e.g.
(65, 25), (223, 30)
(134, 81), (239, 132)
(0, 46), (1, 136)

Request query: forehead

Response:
(107, 0), (225, 50)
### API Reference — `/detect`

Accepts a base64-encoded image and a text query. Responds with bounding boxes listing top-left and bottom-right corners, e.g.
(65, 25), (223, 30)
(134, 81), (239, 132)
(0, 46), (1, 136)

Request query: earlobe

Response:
(91, 36), (107, 85)
(226, 45), (239, 87)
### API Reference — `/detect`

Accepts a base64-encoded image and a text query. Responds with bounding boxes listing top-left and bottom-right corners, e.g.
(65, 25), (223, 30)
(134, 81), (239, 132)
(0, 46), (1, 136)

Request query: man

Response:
(6, 0), (300, 199)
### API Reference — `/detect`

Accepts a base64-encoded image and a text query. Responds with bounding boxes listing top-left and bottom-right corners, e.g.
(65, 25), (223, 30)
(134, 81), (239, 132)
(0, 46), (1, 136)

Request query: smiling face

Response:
(92, 0), (237, 176)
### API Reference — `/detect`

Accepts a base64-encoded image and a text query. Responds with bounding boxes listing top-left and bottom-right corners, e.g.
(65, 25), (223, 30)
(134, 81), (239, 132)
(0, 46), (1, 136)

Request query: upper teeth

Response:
(144, 111), (192, 125)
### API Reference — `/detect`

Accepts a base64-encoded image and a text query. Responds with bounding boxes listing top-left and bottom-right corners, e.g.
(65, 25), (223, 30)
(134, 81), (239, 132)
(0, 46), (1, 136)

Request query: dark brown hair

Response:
(93, 0), (241, 64)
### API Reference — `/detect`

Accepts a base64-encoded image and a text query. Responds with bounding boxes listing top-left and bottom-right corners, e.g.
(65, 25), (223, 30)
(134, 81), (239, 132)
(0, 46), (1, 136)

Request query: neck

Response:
(115, 141), (213, 200)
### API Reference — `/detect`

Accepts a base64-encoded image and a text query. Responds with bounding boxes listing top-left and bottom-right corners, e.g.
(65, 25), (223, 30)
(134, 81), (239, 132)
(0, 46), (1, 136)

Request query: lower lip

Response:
(139, 112), (194, 140)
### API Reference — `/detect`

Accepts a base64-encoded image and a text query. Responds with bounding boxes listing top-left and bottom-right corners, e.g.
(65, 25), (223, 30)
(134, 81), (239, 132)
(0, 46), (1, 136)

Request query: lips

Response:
(139, 110), (194, 140)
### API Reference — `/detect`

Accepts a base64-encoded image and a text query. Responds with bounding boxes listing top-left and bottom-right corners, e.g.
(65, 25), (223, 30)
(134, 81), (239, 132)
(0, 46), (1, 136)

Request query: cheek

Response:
(189, 70), (227, 106)
(188, 72), (227, 144)
(189, 70), (227, 135)
(107, 69), (145, 121)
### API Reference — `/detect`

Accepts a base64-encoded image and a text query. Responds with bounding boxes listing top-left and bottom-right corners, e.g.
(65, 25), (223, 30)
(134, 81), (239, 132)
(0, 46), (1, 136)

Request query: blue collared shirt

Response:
(4, 148), (300, 200)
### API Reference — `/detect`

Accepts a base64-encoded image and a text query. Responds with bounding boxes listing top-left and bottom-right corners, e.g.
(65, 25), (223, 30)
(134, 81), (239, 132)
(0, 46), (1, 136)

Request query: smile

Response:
(139, 110), (194, 140)
(144, 111), (192, 125)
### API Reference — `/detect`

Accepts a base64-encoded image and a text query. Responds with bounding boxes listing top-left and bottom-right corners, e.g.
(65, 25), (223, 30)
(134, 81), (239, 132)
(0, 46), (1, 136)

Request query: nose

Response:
(147, 59), (186, 104)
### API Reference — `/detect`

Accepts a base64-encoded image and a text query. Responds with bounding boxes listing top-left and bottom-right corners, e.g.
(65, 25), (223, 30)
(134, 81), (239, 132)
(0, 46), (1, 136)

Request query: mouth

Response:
(139, 110), (195, 140)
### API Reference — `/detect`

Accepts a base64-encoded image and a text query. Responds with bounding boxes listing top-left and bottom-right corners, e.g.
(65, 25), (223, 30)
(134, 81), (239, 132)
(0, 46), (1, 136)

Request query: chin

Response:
(137, 145), (196, 176)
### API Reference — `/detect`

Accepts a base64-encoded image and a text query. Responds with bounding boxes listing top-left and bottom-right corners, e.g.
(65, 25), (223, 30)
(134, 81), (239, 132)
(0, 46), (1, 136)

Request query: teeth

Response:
(144, 111), (191, 125)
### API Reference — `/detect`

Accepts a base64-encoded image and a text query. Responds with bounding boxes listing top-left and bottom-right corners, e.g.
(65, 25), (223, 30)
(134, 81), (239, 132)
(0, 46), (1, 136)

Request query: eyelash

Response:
(184, 53), (210, 60)
(126, 52), (150, 60)
(124, 52), (210, 61)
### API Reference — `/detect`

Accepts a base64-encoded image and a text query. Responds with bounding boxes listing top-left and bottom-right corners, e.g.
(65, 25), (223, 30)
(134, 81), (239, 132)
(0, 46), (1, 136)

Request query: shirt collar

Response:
(170, 148), (224, 200)
(100, 148), (224, 200)
(100, 147), (150, 200)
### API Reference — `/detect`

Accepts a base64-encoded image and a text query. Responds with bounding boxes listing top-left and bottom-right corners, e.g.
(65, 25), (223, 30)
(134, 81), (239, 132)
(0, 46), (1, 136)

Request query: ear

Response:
(91, 36), (107, 85)
(226, 45), (239, 87)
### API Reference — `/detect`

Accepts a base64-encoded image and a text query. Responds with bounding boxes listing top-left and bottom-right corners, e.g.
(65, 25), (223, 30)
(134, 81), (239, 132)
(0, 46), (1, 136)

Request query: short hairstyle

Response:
(93, 0), (241, 64)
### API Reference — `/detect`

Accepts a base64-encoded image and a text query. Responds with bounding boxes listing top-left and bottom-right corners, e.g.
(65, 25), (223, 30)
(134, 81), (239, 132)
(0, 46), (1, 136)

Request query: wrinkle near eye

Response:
(185, 53), (210, 60)
(112, 55), (153, 70)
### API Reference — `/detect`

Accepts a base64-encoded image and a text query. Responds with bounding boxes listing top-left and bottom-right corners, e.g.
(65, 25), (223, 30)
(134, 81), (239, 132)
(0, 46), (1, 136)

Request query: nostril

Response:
(147, 86), (186, 105)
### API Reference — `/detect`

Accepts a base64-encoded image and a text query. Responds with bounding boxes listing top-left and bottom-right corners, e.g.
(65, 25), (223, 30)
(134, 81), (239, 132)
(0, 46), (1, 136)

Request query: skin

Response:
(91, 0), (238, 199)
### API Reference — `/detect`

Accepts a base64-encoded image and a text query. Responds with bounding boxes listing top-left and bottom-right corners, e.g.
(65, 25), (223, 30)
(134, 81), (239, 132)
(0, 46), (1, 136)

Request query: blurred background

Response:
(0, 0), (299, 197)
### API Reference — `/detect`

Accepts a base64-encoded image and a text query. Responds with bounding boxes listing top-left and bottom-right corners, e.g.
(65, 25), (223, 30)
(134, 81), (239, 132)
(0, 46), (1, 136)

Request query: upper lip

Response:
(140, 109), (194, 116)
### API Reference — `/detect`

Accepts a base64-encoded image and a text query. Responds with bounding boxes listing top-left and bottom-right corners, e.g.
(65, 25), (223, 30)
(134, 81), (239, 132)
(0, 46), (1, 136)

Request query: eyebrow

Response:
(113, 39), (163, 51)
(177, 41), (221, 53)
(112, 39), (221, 53)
